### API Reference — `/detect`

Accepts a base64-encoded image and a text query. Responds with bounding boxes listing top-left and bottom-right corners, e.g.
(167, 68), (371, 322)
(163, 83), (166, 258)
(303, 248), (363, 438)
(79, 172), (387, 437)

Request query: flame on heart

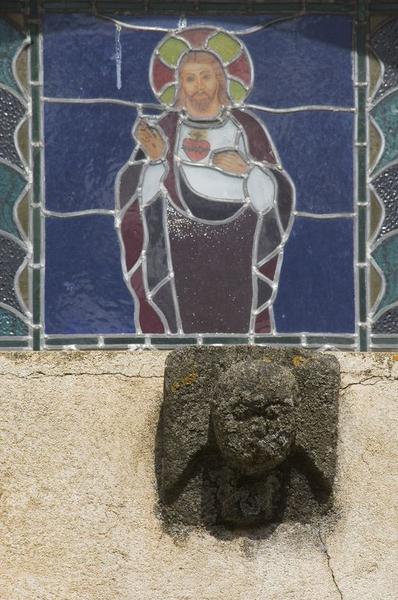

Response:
(182, 136), (211, 161)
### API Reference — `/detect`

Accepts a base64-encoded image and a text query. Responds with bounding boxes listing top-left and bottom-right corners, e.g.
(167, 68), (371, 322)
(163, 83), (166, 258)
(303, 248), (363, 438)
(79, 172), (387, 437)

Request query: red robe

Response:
(118, 109), (294, 334)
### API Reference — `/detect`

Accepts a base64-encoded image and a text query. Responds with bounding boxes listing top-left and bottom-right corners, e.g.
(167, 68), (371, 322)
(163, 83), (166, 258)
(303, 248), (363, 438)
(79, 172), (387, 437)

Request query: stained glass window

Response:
(0, 1), (397, 350)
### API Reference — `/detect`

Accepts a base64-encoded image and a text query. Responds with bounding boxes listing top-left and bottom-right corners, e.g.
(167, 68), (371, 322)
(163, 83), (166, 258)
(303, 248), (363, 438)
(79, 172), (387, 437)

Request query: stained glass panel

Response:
(1, 2), (398, 349)
(0, 15), (30, 348)
(370, 16), (398, 348)
(41, 12), (356, 347)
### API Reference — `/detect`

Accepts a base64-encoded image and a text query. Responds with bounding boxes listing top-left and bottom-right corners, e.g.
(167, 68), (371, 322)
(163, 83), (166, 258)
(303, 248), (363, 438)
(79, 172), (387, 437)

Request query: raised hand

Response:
(212, 150), (249, 175)
(135, 119), (166, 161)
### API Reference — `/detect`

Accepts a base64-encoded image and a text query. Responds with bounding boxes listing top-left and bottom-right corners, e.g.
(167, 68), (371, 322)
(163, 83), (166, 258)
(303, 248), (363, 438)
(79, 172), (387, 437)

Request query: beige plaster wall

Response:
(0, 351), (396, 600)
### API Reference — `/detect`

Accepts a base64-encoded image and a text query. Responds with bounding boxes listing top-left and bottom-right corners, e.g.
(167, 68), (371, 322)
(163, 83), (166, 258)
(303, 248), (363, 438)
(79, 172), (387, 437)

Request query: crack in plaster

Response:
(0, 371), (163, 380)
(0, 369), (389, 385)
(341, 375), (385, 390)
(318, 529), (343, 600)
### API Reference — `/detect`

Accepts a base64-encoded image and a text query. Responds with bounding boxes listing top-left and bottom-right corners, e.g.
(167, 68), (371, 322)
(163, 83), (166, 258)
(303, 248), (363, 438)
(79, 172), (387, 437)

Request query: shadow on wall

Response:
(154, 346), (340, 539)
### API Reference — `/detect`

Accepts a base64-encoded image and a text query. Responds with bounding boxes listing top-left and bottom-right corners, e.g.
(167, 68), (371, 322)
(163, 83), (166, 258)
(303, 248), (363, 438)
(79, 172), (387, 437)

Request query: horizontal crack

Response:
(0, 371), (164, 380)
(341, 376), (385, 390)
(0, 372), (392, 388)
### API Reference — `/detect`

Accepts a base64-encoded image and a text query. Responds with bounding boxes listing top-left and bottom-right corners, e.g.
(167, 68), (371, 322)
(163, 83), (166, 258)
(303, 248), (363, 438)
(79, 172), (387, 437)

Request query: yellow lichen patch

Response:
(171, 371), (198, 393)
(292, 356), (305, 367)
(262, 357), (272, 364)
(393, 354), (398, 362)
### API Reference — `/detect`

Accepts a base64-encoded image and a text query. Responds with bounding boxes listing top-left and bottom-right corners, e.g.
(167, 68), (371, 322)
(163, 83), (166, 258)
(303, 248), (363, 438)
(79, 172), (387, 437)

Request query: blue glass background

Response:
(43, 15), (164, 103)
(45, 216), (135, 334)
(45, 103), (136, 211)
(43, 14), (353, 108)
(274, 218), (355, 333)
(245, 16), (353, 108)
(260, 111), (354, 214)
(43, 14), (355, 335)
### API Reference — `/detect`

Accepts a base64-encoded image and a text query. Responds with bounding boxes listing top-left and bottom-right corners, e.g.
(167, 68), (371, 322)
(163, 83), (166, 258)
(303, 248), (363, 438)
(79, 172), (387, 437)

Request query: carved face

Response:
(211, 361), (297, 476)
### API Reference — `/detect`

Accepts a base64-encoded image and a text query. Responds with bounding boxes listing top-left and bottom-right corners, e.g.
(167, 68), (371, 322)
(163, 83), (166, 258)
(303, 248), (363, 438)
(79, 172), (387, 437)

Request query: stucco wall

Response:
(0, 351), (396, 600)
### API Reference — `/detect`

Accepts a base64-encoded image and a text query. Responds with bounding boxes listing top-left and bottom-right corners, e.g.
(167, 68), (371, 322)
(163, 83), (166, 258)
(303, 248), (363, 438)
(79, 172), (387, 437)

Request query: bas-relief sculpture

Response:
(157, 347), (340, 531)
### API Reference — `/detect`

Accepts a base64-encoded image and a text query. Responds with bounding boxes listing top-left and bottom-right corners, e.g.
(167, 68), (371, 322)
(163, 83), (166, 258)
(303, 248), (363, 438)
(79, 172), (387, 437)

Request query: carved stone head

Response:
(212, 361), (298, 475)
(157, 347), (340, 532)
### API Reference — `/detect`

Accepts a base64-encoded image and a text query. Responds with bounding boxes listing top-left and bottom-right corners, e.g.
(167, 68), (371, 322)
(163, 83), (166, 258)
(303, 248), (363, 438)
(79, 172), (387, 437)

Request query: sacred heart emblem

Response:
(182, 130), (210, 161)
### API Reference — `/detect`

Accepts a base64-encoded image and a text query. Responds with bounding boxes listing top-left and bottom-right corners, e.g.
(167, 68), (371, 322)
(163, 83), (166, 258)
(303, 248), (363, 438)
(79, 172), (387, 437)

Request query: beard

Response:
(189, 92), (213, 112)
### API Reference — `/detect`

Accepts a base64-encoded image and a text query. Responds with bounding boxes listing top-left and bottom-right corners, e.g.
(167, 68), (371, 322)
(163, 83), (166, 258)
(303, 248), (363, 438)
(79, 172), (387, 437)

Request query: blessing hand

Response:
(212, 150), (249, 175)
(135, 119), (166, 161)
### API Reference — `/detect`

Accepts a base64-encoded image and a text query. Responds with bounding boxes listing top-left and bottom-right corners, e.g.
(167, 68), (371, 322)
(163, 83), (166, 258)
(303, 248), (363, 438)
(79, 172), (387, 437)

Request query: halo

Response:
(150, 26), (254, 107)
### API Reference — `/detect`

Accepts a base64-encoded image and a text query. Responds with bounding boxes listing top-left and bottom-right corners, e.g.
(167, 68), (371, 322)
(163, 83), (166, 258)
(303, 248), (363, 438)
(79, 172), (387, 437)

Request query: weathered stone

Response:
(213, 362), (297, 474)
(158, 347), (340, 530)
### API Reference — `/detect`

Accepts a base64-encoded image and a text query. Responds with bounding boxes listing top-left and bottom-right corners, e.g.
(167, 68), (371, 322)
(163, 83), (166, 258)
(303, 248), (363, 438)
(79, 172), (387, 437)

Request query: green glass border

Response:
(355, 0), (369, 350)
(371, 336), (398, 348)
(0, 339), (30, 348)
(40, 1), (357, 15)
(36, 1), (398, 15)
(43, 335), (357, 349)
(29, 1), (43, 349)
(103, 336), (146, 345)
(0, 2), (27, 12)
(369, 2), (398, 11)
(45, 337), (99, 346)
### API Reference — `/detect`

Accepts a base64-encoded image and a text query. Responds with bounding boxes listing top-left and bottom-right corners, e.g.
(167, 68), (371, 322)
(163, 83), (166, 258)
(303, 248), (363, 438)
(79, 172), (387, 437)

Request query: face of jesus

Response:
(179, 61), (221, 118)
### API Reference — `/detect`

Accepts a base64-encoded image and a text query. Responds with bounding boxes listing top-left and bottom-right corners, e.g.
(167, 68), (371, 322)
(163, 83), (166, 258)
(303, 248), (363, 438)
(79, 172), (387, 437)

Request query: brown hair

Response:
(173, 50), (230, 108)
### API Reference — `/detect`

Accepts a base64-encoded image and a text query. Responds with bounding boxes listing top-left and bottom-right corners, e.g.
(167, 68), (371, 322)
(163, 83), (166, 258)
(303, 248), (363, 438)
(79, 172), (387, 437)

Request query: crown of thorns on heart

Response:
(150, 27), (253, 107)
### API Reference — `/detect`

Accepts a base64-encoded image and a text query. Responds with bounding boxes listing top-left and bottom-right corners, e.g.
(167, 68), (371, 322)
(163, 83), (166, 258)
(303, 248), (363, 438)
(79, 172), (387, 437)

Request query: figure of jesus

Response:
(117, 47), (294, 335)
